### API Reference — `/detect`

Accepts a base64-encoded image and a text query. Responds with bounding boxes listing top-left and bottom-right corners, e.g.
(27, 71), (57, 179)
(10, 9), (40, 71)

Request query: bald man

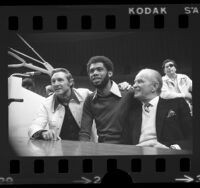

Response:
(120, 68), (192, 150)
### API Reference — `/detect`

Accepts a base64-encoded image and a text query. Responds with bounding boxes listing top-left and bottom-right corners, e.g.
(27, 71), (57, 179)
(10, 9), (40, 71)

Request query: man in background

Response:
(22, 77), (35, 92)
(160, 59), (192, 114)
(45, 85), (54, 96)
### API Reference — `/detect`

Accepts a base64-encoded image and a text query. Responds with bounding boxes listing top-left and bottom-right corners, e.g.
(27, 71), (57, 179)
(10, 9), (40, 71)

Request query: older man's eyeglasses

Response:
(165, 64), (174, 68)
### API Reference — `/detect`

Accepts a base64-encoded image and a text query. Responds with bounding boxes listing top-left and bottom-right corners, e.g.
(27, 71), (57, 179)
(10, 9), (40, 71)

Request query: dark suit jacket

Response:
(120, 91), (193, 150)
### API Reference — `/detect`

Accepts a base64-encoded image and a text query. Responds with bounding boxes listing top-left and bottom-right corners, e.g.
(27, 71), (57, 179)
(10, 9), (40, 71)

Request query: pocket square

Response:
(167, 110), (176, 118)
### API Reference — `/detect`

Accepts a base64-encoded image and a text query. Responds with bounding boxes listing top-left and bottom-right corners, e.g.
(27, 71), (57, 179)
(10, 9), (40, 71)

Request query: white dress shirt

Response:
(139, 96), (181, 149)
(161, 74), (192, 115)
(139, 96), (159, 144)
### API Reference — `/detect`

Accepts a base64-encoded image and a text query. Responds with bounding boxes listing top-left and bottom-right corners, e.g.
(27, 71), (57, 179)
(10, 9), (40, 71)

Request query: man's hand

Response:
(118, 81), (132, 90)
(136, 140), (169, 149)
(184, 92), (192, 101)
(42, 130), (57, 141)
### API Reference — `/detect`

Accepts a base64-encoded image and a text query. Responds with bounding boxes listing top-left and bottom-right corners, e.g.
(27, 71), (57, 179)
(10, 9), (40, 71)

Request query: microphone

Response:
(25, 71), (41, 76)
(8, 98), (24, 105)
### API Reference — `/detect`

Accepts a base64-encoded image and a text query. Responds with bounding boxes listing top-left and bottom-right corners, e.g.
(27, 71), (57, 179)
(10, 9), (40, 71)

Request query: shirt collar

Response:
(165, 74), (177, 82)
(53, 88), (80, 111)
(92, 80), (122, 100)
(145, 96), (159, 107)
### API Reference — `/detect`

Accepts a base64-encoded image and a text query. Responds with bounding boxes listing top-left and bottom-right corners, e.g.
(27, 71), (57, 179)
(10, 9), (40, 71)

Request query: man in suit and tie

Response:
(121, 68), (192, 150)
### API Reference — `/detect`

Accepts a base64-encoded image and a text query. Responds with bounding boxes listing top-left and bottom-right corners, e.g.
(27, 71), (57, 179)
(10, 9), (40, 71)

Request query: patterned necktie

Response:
(144, 103), (152, 113)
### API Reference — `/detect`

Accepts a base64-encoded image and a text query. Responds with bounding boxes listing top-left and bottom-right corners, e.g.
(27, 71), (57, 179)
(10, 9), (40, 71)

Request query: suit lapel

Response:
(156, 98), (168, 139)
(132, 104), (142, 144)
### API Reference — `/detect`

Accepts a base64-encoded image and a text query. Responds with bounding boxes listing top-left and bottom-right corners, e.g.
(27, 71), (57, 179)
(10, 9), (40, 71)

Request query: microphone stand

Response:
(8, 51), (50, 75)
(8, 33), (54, 75)
(16, 33), (54, 72)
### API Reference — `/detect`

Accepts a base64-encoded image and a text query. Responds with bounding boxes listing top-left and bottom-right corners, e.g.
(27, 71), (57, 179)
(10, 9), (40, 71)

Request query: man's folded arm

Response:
(79, 132), (91, 141)
(160, 81), (185, 99)
(79, 96), (94, 142)
(28, 103), (49, 138)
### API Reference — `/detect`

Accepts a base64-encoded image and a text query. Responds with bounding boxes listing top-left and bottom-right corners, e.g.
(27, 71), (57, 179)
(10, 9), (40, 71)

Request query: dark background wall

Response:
(7, 31), (194, 97)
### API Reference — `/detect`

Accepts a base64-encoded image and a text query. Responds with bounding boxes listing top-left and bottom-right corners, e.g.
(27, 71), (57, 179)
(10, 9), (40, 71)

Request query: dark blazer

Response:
(121, 92), (193, 150)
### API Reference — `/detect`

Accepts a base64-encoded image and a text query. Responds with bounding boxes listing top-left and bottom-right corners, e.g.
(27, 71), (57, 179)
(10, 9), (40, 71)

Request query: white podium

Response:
(8, 76), (45, 139)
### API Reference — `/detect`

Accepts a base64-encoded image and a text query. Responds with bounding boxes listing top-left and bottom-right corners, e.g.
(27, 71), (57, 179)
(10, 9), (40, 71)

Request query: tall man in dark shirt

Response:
(79, 56), (129, 144)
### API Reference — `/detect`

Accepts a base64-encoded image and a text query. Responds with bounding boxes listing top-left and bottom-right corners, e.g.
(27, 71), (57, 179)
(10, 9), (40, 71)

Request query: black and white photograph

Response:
(8, 31), (193, 156)
(1, 2), (200, 184)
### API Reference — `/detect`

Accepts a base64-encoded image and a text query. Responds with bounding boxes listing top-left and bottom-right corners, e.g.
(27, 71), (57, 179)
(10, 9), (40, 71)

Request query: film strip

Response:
(0, 3), (200, 184)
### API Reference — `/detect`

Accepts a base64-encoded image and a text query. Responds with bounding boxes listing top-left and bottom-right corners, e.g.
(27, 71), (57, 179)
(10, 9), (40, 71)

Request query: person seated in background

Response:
(160, 59), (192, 114)
(120, 68), (192, 150)
(45, 85), (54, 96)
(28, 68), (98, 142)
(22, 77), (35, 92)
(79, 56), (132, 144)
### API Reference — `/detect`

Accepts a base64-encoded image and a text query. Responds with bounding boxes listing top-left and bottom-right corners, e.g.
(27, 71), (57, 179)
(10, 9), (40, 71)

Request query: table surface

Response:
(9, 137), (191, 156)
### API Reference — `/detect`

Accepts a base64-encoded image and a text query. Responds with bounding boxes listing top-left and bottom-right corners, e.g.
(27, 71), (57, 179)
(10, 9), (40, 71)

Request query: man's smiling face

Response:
(51, 72), (72, 97)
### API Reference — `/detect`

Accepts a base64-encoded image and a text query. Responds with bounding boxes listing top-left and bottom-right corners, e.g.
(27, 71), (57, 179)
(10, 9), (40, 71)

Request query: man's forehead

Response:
(135, 74), (143, 79)
(137, 70), (148, 77)
(165, 61), (173, 66)
(135, 71), (152, 80)
(51, 71), (66, 78)
(90, 62), (104, 68)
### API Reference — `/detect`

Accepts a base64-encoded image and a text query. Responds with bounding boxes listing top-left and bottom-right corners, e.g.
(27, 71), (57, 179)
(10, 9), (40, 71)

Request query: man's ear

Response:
(69, 79), (74, 87)
(174, 66), (177, 73)
(108, 71), (113, 78)
(152, 82), (159, 93)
